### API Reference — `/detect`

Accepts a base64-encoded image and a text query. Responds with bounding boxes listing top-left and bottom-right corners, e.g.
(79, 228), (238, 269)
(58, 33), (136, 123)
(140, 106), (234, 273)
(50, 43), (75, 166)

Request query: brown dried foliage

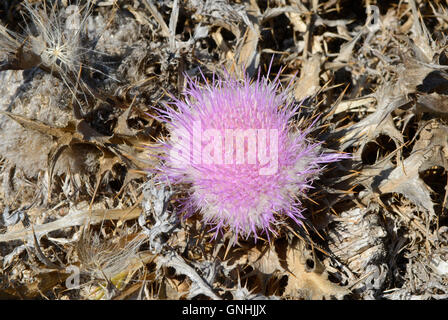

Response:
(0, 0), (448, 300)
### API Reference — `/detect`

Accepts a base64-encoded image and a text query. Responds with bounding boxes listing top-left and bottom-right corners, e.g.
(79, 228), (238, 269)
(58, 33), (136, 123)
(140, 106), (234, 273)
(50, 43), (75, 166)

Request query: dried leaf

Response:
(284, 241), (350, 300)
(0, 204), (141, 243)
(294, 53), (321, 101)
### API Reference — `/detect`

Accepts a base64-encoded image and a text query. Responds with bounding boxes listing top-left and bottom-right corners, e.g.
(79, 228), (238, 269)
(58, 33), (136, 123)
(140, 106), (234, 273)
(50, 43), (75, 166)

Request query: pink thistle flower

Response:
(154, 68), (349, 241)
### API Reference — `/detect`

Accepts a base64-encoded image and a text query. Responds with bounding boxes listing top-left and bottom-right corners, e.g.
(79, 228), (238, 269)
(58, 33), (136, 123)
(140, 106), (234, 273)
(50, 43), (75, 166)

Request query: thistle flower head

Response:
(155, 68), (348, 241)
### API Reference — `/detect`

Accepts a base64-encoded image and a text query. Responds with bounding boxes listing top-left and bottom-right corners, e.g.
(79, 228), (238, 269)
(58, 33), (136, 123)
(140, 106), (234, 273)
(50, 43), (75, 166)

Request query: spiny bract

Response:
(155, 69), (348, 240)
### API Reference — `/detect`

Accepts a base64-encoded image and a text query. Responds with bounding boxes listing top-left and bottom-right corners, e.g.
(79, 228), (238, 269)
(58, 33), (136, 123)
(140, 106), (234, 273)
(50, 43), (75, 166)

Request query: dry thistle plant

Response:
(1, 0), (448, 301)
(0, 0), (110, 106)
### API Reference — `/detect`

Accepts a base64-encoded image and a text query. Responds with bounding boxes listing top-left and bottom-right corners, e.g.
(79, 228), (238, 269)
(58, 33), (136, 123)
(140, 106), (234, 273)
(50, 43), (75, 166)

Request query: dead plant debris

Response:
(1, 0), (448, 300)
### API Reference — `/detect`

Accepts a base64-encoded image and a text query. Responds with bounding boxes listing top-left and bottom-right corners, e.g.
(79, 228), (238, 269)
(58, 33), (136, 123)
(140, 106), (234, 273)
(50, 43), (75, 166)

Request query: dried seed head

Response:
(76, 227), (145, 281)
(0, 0), (110, 103)
(24, 1), (95, 97)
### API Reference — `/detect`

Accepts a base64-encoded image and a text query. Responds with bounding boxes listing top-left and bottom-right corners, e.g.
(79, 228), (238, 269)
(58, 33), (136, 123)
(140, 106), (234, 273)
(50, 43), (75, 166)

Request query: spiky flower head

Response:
(155, 68), (348, 241)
